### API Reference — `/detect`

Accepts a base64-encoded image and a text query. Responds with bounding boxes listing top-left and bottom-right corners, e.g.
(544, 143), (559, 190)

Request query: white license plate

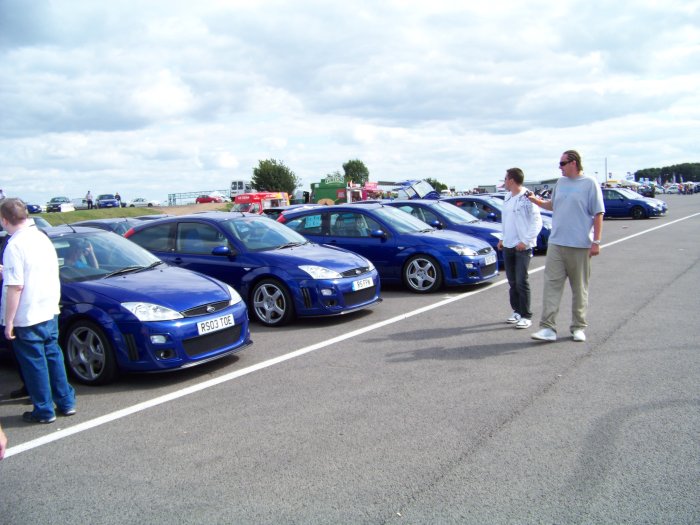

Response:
(352, 277), (374, 291)
(485, 254), (497, 265)
(197, 314), (235, 336)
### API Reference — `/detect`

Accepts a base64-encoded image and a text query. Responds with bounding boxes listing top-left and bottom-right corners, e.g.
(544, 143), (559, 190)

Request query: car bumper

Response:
(443, 253), (499, 286)
(109, 302), (252, 372)
(292, 270), (382, 317)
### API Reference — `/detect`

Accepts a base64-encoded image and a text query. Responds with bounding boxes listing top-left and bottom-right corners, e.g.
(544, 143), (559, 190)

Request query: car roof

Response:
(45, 225), (113, 237)
(71, 218), (138, 225)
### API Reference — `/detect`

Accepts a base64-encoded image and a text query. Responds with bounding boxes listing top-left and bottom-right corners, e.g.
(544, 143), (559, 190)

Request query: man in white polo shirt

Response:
(1, 198), (76, 424)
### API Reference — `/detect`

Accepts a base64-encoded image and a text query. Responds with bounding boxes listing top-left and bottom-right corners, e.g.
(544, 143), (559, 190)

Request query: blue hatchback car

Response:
(442, 195), (552, 252)
(382, 199), (505, 262)
(278, 203), (498, 293)
(34, 227), (252, 385)
(125, 212), (381, 326)
(602, 187), (668, 219)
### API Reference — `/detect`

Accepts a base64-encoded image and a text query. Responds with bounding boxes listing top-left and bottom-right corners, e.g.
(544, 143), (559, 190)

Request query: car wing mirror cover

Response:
(370, 229), (387, 238)
(429, 220), (443, 229)
(212, 245), (232, 256)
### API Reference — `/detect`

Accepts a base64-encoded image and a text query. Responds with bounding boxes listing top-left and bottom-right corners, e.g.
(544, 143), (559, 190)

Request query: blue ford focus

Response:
(45, 227), (252, 385)
(278, 203), (498, 293)
(125, 212), (381, 326)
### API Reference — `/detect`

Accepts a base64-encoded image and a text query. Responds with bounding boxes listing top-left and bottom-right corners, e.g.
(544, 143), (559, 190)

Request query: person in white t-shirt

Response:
(498, 168), (542, 330)
(1, 198), (76, 424)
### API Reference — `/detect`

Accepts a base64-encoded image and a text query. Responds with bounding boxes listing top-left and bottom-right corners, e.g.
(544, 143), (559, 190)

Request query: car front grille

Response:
(181, 300), (231, 318)
(182, 325), (243, 357)
(343, 286), (377, 307)
(340, 266), (372, 278)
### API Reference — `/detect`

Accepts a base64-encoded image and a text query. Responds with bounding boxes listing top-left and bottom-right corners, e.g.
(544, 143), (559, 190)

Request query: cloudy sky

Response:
(1, 0), (698, 204)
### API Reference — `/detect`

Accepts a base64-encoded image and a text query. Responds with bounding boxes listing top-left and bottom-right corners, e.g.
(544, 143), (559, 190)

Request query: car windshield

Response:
(98, 194), (114, 199)
(481, 197), (503, 210)
(616, 188), (644, 199)
(433, 201), (480, 224)
(52, 231), (162, 282)
(221, 216), (308, 251)
(372, 205), (438, 233)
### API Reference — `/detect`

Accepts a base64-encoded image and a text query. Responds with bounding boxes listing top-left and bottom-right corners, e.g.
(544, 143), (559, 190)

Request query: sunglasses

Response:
(559, 159), (574, 167)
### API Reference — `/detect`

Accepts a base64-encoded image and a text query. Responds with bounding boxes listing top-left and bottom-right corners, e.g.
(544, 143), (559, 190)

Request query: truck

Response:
(230, 180), (254, 201)
(231, 192), (290, 214)
(310, 174), (383, 204)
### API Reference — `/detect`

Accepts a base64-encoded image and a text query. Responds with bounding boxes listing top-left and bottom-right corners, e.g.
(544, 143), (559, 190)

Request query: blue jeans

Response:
(13, 316), (75, 420)
(503, 247), (533, 319)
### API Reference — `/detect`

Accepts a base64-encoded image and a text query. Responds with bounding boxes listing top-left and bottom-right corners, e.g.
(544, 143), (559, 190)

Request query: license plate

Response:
(485, 254), (497, 265)
(352, 277), (373, 291)
(197, 314), (235, 336)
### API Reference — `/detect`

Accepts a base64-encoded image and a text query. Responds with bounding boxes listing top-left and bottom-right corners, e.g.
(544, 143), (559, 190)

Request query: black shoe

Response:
(10, 386), (29, 399)
(22, 411), (56, 424)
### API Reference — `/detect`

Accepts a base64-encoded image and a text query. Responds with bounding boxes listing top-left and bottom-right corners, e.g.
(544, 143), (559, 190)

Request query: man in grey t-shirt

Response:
(527, 150), (605, 342)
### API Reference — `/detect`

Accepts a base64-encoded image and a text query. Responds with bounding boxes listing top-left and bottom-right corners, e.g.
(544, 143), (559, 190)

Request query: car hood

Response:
(259, 242), (372, 270)
(400, 228), (493, 251)
(64, 266), (231, 309)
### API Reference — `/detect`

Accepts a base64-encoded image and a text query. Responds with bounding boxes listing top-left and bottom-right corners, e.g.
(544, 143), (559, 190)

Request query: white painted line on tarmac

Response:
(5, 211), (699, 459)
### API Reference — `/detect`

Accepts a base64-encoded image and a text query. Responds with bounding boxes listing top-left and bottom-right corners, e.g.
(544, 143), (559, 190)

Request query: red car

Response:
(195, 194), (225, 203)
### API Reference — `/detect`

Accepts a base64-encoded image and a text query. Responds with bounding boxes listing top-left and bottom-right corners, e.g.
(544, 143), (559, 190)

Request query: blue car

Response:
(70, 218), (143, 236)
(96, 193), (120, 208)
(124, 212), (381, 326)
(382, 199), (505, 263)
(442, 195), (551, 252)
(278, 203), (498, 293)
(28, 227), (251, 385)
(602, 187), (668, 219)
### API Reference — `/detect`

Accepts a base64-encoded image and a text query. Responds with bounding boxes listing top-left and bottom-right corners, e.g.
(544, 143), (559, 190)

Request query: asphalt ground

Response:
(1, 194), (699, 524)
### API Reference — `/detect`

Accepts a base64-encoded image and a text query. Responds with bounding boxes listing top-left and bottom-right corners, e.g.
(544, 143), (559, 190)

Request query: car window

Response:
(329, 212), (379, 237)
(285, 212), (324, 235)
(176, 222), (227, 254)
(221, 217), (307, 251)
(128, 223), (175, 252)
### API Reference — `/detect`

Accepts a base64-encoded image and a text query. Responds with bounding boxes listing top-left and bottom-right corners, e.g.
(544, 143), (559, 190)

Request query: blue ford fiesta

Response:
(124, 212), (381, 326)
(43, 227), (251, 385)
(278, 203), (498, 293)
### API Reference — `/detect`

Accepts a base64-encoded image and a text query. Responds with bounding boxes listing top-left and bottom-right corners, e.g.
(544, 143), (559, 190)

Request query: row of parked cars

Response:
(33, 195), (162, 213)
(3, 186), (669, 386)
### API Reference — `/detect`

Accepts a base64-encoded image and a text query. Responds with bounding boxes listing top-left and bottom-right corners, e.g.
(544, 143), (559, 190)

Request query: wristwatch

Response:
(592, 240), (601, 245)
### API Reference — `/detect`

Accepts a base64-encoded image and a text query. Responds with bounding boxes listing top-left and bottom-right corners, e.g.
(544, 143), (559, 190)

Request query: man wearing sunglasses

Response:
(527, 150), (605, 342)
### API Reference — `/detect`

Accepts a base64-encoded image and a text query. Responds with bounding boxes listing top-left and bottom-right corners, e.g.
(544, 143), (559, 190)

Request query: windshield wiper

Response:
(103, 265), (147, 278)
(132, 260), (165, 273)
(277, 241), (308, 249)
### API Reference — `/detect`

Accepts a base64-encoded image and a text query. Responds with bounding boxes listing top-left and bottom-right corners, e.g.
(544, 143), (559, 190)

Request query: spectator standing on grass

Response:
(0, 198), (76, 424)
(527, 150), (604, 343)
(86, 190), (93, 209)
(498, 168), (542, 330)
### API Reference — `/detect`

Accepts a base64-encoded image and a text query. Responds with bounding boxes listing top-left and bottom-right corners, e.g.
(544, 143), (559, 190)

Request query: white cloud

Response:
(0, 0), (698, 204)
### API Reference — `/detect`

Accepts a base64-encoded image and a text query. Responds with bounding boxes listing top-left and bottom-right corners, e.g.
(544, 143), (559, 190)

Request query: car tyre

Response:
(631, 206), (646, 219)
(403, 254), (443, 293)
(64, 320), (118, 385)
(251, 278), (295, 326)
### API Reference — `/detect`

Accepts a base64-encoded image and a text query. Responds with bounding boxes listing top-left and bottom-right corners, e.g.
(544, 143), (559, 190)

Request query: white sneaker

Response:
(531, 328), (557, 341)
(572, 330), (586, 342)
(515, 318), (532, 329)
(506, 312), (521, 324)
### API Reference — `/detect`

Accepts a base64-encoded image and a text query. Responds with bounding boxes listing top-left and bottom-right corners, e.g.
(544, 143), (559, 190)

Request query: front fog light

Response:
(150, 335), (167, 344)
(321, 288), (334, 296)
(465, 263), (475, 269)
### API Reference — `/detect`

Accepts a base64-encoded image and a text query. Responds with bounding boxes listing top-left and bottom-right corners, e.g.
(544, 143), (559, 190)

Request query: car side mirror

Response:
(370, 229), (387, 239)
(486, 212), (497, 221)
(212, 245), (232, 256)
(429, 220), (443, 229)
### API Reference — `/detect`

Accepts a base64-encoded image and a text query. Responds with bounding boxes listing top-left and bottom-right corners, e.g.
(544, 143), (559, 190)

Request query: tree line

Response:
(635, 162), (700, 184)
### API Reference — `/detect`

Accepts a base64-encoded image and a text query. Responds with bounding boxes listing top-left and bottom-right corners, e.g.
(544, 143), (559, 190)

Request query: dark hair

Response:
(506, 167), (525, 185)
(0, 198), (28, 225)
(563, 150), (584, 172)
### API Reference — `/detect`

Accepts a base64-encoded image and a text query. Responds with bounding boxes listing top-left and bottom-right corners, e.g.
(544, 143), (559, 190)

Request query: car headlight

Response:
(298, 265), (343, 279)
(225, 284), (243, 305)
(449, 245), (478, 256)
(365, 259), (375, 271)
(122, 302), (184, 321)
(490, 232), (503, 240)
